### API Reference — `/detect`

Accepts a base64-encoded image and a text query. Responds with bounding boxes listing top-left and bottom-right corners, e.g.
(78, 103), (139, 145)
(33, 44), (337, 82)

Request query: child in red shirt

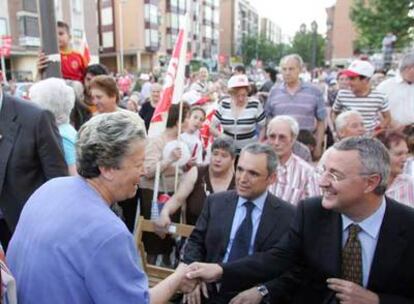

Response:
(57, 21), (87, 81)
(37, 21), (87, 81)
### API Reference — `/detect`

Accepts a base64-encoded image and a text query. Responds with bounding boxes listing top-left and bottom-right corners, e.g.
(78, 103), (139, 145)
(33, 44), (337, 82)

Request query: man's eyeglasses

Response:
(315, 167), (373, 183)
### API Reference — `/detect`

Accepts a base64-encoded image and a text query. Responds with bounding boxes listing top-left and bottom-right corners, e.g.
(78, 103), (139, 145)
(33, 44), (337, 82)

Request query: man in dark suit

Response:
(0, 87), (68, 249)
(181, 143), (295, 303)
(186, 137), (414, 304)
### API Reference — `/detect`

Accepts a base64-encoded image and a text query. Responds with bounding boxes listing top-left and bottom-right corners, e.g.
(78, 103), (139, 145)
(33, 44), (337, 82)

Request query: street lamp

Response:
(119, 0), (127, 73)
(311, 20), (318, 79)
(300, 23), (307, 34)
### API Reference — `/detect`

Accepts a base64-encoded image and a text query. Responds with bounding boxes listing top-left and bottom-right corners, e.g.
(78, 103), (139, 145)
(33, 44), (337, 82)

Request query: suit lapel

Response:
(217, 191), (238, 258)
(254, 194), (280, 250)
(0, 95), (20, 196)
(367, 198), (407, 290)
(318, 210), (342, 278)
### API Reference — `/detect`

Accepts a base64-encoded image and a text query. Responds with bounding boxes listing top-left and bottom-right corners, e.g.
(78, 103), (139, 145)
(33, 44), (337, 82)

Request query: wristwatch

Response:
(256, 284), (269, 298)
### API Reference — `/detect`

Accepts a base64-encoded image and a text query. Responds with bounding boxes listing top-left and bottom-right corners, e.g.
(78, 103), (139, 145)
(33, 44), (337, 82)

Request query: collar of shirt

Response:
(281, 81), (305, 94)
(278, 153), (295, 173)
(237, 191), (268, 212)
(395, 73), (413, 85)
(341, 197), (386, 239)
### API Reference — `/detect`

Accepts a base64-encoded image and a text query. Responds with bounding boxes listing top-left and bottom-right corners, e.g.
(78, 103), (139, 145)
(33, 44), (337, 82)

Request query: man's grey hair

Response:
(241, 143), (278, 175)
(29, 78), (75, 125)
(335, 110), (363, 132)
(333, 137), (390, 195)
(399, 52), (414, 72)
(280, 54), (304, 68)
(268, 115), (299, 139)
(76, 112), (146, 178)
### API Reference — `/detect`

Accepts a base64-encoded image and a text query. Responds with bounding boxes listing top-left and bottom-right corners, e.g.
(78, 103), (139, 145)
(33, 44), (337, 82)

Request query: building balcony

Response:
(19, 36), (41, 47)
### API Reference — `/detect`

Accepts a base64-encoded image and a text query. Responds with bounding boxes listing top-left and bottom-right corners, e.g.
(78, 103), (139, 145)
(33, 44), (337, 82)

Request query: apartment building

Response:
(260, 17), (282, 45)
(219, 0), (259, 64)
(2, 0), (99, 81)
(325, 0), (358, 66)
(97, 0), (219, 73)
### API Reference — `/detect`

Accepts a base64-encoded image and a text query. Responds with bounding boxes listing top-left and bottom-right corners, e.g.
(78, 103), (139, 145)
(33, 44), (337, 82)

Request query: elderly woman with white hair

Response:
(29, 78), (77, 175)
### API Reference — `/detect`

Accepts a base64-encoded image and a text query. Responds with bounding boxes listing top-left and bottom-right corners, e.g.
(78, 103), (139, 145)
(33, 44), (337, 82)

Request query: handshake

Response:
(171, 263), (263, 304)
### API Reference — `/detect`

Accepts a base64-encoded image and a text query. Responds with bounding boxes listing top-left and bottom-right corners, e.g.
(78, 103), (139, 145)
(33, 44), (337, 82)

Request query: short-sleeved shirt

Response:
(58, 123), (77, 166)
(60, 49), (87, 82)
(376, 74), (414, 126)
(7, 177), (149, 304)
(265, 82), (327, 131)
(332, 89), (390, 134)
(212, 97), (266, 154)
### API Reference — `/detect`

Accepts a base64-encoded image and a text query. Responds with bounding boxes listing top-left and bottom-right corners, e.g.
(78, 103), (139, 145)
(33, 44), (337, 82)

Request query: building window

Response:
(19, 16), (39, 37)
(72, 0), (82, 13)
(145, 4), (158, 24)
(72, 29), (83, 39)
(101, 7), (113, 26)
(0, 18), (7, 36)
(145, 29), (159, 49)
(102, 31), (114, 48)
(22, 0), (37, 12)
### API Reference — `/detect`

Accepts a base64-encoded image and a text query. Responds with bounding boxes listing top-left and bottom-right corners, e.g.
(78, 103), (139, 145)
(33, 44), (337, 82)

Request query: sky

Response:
(249, 0), (337, 41)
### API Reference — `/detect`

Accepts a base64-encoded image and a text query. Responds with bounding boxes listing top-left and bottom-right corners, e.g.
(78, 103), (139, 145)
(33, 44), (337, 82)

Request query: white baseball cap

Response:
(227, 75), (249, 89)
(140, 73), (150, 81)
(342, 60), (375, 78)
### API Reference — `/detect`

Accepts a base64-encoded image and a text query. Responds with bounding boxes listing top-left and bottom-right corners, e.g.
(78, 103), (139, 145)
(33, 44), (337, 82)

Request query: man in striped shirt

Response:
(267, 116), (321, 205)
(332, 60), (391, 135)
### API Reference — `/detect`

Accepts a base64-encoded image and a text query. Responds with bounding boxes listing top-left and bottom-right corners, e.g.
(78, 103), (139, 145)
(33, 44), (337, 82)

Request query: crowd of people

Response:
(1, 20), (414, 304)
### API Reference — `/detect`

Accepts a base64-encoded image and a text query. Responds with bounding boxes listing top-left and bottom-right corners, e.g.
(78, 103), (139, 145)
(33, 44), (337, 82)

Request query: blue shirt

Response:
(222, 191), (268, 262)
(58, 123), (77, 166)
(7, 176), (149, 304)
(265, 82), (326, 131)
(341, 198), (386, 287)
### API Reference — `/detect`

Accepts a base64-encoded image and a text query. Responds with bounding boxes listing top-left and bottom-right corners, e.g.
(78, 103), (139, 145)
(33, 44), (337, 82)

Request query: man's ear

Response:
(364, 174), (381, 193)
(99, 166), (115, 181)
(268, 172), (277, 185)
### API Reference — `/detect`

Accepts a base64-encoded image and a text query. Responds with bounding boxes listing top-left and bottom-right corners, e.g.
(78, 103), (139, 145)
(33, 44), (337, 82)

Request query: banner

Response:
(148, 14), (189, 137)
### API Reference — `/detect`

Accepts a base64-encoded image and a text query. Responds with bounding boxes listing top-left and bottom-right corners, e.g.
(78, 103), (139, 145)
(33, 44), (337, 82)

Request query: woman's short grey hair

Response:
(29, 77), (75, 125)
(333, 137), (390, 195)
(241, 143), (278, 175)
(399, 52), (414, 72)
(268, 115), (299, 139)
(335, 110), (363, 131)
(76, 112), (146, 178)
(280, 54), (303, 68)
(211, 137), (237, 159)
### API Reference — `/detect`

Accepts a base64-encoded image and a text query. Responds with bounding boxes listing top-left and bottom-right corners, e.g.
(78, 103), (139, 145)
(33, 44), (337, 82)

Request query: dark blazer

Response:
(0, 93), (68, 230)
(221, 196), (414, 304)
(182, 190), (295, 302)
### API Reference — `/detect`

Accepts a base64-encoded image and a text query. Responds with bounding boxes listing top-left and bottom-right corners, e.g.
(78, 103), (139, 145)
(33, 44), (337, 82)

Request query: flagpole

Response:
(174, 99), (185, 193)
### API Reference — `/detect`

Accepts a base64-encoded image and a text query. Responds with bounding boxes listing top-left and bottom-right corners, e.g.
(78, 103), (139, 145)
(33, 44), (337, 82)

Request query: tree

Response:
(240, 35), (292, 67)
(350, 0), (414, 52)
(290, 28), (325, 67)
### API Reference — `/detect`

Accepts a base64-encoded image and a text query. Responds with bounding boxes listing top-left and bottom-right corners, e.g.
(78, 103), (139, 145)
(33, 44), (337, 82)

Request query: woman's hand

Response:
(169, 147), (182, 162)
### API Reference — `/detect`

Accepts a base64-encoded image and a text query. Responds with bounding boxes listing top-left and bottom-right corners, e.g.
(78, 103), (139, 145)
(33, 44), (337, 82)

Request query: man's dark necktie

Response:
(341, 224), (363, 285)
(227, 201), (255, 262)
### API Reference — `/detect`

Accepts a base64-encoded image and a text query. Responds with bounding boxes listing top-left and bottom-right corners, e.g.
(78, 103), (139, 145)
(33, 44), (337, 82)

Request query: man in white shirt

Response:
(377, 52), (414, 128)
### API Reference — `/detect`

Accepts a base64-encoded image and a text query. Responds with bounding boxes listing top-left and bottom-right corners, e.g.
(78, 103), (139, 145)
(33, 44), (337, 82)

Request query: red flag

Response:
(80, 33), (90, 65)
(148, 14), (189, 137)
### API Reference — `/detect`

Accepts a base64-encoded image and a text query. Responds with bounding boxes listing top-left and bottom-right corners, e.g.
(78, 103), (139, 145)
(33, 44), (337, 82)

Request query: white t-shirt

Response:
(180, 131), (204, 165)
